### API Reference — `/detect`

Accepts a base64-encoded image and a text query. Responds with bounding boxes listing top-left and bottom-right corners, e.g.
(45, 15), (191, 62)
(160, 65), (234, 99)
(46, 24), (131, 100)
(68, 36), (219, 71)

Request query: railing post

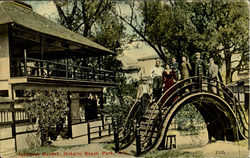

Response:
(199, 73), (202, 91)
(40, 61), (44, 76)
(11, 102), (17, 152)
(93, 68), (96, 81)
(73, 67), (76, 79)
(24, 49), (27, 76)
(80, 68), (83, 80)
(108, 124), (111, 135)
(108, 72), (111, 82)
(66, 59), (69, 79)
(87, 69), (90, 80)
(135, 120), (141, 156)
(113, 119), (119, 153)
(113, 72), (116, 82)
(46, 61), (50, 78)
(99, 126), (101, 138)
(87, 121), (91, 144)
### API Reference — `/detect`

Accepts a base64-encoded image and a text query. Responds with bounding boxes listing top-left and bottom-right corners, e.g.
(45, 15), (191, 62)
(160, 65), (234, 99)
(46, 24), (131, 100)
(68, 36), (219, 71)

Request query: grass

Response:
(102, 143), (115, 151)
(17, 144), (86, 155)
(17, 146), (59, 155)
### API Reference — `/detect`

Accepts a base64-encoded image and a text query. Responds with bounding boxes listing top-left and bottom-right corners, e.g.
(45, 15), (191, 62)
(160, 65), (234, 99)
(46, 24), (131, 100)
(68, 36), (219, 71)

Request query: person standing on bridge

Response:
(181, 56), (192, 92)
(162, 64), (178, 104)
(194, 52), (207, 90)
(151, 60), (164, 101)
(194, 52), (206, 77)
(171, 57), (180, 80)
(136, 78), (151, 116)
(181, 56), (192, 80)
(209, 58), (219, 94)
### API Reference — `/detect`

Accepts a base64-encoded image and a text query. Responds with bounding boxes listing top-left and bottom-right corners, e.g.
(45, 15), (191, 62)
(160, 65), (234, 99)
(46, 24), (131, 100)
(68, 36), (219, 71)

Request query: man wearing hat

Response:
(171, 56), (180, 80)
(136, 78), (151, 114)
(194, 52), (206, 77)
(194, 52), (207, 90)
(209, 58), (219, 93)
(151, 60), (164, 101)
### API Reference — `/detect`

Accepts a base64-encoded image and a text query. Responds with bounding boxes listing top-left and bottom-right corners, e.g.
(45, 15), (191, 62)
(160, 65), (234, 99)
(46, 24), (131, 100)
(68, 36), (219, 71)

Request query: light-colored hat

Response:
(195, 52), (200, 55)
(156, 59), (161, 63)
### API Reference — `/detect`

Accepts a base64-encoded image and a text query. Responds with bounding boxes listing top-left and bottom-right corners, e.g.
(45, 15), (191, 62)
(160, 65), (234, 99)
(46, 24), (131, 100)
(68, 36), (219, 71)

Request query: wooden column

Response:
(100, 91), (104, 129)
(67, 92), (72, 139)
(24, 49), (27, 76)
(10, 85), (17, 151)
(40, 37), (44, 76)
(98, 56), (101, 70)
(66, 58), (69, 79)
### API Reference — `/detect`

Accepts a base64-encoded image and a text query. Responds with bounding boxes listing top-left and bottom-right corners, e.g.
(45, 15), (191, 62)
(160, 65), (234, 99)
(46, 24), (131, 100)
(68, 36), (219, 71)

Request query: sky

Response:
(25, 1), (156, 66)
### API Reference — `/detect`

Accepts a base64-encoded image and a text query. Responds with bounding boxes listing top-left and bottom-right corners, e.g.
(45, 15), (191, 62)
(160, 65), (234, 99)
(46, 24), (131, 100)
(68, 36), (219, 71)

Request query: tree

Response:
(22, 89), (68, 145)
(53, 0), (125, 71)
(53, 0), (113, 36)
(114, 0), (170, 62)
(116, 0), (249, 83)
(104, 76), (138, 128)
(187, 1), (249, 83)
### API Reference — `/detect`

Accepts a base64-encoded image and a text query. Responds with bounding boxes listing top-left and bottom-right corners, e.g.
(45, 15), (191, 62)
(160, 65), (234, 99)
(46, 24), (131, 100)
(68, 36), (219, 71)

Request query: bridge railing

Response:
(140, 76), (248, 152)
(118, 99), (154, 149)
(117, 75), (248, 154)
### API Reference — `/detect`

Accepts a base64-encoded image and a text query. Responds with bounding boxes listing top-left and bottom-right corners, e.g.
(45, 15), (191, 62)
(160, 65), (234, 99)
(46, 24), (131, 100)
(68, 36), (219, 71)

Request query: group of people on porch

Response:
(136, 52), (221, 106)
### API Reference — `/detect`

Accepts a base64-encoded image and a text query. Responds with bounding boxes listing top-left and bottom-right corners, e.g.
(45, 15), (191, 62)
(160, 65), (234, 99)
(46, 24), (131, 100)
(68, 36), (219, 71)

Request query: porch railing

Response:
(0, 106), (35, 125)
(11, 57), (116, 83)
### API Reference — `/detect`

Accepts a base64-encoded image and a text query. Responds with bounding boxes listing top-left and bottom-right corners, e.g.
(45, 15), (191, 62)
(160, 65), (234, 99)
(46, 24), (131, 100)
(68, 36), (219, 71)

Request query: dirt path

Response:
(52, 136), (134, 157)
(14, 132), (248, 157)
(182, 141), (249, 158)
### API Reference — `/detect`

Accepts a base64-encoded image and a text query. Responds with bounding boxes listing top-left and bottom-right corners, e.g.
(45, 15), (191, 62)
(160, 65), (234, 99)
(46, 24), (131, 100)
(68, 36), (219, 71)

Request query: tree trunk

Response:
(39, 119), (48, 146)
(225, 53), (232, 84)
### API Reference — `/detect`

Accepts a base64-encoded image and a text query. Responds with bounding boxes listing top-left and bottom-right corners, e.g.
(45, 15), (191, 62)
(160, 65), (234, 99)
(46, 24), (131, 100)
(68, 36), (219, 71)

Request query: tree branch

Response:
(53, 0), (69, 28)
(114, 10), (166, 62)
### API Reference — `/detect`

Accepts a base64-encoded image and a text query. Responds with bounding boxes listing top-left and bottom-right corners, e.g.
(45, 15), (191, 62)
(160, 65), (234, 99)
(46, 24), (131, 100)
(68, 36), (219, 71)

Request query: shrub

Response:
(22, 89), (68, 146)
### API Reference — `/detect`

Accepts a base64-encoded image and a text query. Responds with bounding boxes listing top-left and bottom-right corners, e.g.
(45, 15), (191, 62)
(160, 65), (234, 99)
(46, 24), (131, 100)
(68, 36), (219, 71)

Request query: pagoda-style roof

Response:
(0, 1), (114, 55)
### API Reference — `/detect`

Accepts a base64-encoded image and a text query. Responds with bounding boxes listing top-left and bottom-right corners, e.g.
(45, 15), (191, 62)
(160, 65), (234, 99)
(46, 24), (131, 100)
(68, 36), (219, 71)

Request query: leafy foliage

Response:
(116, 0), (249, 83)
(104, 88), (128, 127)
(22, 89), (68, 145)
(174, 104), (206, 135)
(104, 75), (138, 127)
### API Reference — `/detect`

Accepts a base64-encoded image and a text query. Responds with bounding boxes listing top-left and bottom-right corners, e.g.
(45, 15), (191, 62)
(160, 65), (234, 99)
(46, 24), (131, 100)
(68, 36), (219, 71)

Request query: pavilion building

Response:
(0, 0), (116, 145)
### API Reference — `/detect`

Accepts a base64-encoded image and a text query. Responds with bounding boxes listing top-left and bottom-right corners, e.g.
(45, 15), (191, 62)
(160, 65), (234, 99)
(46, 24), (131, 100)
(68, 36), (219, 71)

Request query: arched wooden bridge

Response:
(116, 76), (248, 155)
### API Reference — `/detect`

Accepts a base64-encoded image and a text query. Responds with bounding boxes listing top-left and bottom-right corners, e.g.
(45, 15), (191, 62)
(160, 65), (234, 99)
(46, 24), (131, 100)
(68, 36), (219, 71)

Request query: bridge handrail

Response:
(140, 77), (196, 138)
(118, 100), (138, 139)
(158, 76), (247, 129)
(201, 76), (248, 126)
(141, 82), (198, 146)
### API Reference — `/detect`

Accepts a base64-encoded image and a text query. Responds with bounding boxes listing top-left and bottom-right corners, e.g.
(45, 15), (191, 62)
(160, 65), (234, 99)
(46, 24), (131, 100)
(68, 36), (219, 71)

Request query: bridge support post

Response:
(135, 121), (141, 156)
(113, 119), (119, 153)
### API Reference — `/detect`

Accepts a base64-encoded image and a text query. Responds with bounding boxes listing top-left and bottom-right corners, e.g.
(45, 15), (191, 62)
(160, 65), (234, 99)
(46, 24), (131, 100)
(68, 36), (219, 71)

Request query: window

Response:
(0, 90), (8, 97)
